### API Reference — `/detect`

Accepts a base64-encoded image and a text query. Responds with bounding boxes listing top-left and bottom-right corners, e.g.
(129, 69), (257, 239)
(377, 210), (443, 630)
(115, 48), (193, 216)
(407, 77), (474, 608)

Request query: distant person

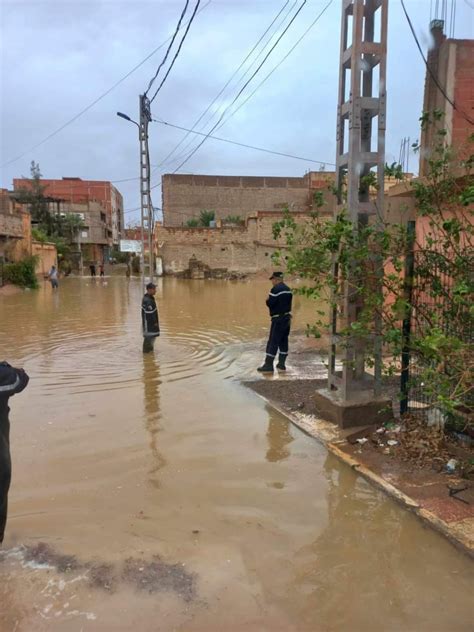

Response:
(89, 263), (96, 277)
(48, 265), (59, 289)
(126, 263), (131, 278)
(142, 282), (160, 353)
(258, 272), (292, 373)
(0, 361), (29, 544)
(99, 263), (105, 277)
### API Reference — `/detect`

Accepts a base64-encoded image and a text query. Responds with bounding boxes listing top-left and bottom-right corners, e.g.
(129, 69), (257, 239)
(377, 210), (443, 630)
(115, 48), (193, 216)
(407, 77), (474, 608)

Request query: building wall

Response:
(161, 172), (336, 227)
(156, 211), (320, 274)
(420, 23), (474, 175)
(0, 188), (32, 261)
(32, 241), (57, 277)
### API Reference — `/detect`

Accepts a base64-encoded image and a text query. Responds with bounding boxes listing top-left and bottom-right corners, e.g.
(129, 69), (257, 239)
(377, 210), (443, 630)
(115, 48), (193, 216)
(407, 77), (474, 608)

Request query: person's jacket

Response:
(141, 294), (160, 337)
(0, 362), (29, 542)
(266, 282), (293, 317)
(0, 362), (29, 419)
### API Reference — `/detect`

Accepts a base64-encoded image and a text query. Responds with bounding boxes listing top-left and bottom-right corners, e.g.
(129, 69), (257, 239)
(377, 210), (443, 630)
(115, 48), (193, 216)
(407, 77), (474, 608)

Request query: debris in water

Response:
(387, 440), (398, 447)
(122, 556), (197, 602)
(356, 438), (368, 445)
(446, 459), (458, 473)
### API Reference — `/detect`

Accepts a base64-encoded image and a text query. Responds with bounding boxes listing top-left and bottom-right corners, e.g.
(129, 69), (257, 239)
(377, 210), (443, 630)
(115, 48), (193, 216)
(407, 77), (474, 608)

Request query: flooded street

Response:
(0, 277), (472, 631)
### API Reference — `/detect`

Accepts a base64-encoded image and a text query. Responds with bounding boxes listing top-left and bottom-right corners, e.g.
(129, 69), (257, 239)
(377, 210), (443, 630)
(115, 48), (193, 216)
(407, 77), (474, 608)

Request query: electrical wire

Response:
(401, 0), (474, 126)
(217, 0), (335, 131)
(145, 0), (190, 96)
(0, 0), (211, 169)
(160, 1), (301, 172)
(154, 0), (293, 171)
(149, 0), (202, 104)
(153, 118), (335, 165)
(170, 0), (309, 176)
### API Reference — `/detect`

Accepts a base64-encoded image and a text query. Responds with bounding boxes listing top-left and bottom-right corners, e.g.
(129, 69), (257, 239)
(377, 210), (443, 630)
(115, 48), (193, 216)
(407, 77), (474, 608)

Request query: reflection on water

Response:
(0, 277), (473, 631)
(266, 412), (294, 463)
(142, 354), (165, 488)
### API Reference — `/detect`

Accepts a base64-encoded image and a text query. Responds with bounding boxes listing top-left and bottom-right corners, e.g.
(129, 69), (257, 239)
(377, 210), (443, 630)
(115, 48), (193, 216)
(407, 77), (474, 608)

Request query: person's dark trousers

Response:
(0, 400), (11, 544)
(265, 314), (291, 360)
(143, 336), (156, 353)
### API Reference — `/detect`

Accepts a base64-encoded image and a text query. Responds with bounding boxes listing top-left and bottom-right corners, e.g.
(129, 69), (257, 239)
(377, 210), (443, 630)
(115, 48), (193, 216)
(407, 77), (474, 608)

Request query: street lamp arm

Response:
(116, 112), (139, 128)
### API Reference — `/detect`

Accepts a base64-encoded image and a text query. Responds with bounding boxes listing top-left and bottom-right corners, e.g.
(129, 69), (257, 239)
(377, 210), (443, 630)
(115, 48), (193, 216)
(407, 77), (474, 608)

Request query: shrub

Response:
(199, 209), (215, 227)
(4, 256), (39, 289)
(186, 218), (200, 228)
(223, 215), (243, 225)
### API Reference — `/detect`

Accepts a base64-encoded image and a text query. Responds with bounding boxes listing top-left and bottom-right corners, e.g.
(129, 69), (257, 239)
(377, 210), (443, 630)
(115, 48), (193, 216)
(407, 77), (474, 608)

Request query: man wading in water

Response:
(142, 282), (160, 353)
(258, 272), (293, 373)
(0, 362), (29, 545)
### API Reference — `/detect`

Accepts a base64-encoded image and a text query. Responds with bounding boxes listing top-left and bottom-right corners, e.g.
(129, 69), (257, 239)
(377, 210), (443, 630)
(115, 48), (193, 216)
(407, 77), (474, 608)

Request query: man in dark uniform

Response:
(142, 282), (160, 353)
(0, 361), (29, 544)
(258, 271), (293, 373)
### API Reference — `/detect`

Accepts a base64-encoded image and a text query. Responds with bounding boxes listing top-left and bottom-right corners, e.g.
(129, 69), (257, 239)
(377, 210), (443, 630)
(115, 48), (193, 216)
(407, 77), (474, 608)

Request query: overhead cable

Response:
(149, 0), (202, 104)
(153, 118), (335, 165)
(401, 0), (474, 126)
(145, 0), (190, 96)
(0, 0), (211, 169)
(154, 0), (293, 170)
(218, 0), (335, 131)
(171, 0), (309, 175)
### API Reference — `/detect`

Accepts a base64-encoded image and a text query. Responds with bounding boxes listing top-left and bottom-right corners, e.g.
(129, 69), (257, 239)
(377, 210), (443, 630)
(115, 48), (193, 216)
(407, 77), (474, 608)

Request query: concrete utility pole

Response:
(314, 0), (391, 428)
(139, 94), (154, 282)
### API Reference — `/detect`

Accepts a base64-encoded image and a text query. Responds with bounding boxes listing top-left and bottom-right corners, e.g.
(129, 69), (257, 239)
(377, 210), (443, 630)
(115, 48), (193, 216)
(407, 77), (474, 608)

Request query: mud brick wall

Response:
(156, 212), (325, 274)
(161, 174), (319, 227)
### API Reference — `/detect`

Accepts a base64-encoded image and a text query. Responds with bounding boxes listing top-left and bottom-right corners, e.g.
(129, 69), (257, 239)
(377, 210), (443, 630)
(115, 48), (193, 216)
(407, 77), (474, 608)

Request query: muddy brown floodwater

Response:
(0, 277), (473, 631)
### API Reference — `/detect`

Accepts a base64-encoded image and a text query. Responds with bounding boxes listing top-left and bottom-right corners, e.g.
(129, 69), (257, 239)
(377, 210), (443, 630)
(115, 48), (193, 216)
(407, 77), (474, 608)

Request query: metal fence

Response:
(403, 238), (473, 427)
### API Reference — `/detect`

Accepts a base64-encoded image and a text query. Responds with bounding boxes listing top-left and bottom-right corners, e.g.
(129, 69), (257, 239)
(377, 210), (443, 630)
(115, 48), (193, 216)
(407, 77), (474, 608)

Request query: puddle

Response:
(1, 277), (473, 631)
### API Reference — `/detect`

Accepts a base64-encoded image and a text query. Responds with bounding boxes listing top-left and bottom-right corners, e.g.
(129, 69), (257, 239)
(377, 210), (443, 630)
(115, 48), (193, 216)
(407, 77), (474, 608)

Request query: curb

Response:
(250, 390), (474, 559)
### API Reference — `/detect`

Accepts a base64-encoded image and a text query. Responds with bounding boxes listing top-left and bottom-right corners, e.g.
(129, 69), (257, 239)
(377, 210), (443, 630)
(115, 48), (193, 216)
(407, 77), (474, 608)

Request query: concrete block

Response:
(313, 387), (393, 429)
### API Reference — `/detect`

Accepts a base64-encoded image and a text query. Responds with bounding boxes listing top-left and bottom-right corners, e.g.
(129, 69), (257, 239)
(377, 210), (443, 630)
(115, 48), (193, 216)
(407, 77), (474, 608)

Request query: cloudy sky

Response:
(1, 0), (473, 224)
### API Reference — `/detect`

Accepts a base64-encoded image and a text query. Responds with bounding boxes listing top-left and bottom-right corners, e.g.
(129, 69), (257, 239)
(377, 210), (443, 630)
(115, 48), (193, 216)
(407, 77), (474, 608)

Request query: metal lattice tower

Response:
(328, 0), (388, 400)
(139, 94), (154, 280)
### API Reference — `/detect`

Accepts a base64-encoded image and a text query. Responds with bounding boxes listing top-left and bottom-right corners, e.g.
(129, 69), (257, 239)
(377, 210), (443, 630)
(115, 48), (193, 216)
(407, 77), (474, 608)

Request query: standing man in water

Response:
(0, 361), (29, 544)
(48, 265), (59, 289)
(258, 272), (292, 373)
(142, 282), (160, 353)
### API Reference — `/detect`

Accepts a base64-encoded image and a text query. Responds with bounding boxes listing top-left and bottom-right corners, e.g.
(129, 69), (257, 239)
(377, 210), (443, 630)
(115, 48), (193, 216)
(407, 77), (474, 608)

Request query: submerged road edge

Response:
(246, 387), (474, 560)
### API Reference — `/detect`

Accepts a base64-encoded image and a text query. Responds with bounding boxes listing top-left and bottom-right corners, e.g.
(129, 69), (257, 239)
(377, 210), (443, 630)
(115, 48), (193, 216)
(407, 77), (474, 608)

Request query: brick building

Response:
(161, 171), (336, 227)
(155, 171), (336, 274)
(13, 177), (125, 248)
(420, 21), (474, 175)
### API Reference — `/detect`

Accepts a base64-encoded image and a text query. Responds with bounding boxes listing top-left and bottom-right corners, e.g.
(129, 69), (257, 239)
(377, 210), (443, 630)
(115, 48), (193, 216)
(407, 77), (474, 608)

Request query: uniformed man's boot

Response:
(257, 356), (274, 373)
(276, 354), (287, 371)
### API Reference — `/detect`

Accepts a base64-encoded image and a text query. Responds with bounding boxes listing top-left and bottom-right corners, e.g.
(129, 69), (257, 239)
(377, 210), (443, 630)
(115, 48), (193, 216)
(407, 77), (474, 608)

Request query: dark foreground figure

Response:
(142, 282), (160, 353)
(258, 272), (293, 373)
(0, 362), (29, 544)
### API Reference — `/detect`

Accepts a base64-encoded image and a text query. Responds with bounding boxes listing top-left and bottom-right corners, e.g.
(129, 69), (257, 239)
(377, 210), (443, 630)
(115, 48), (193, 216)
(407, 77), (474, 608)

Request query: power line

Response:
(171, 0), (309, 176)
(150, 0), (202, 104)
(154, 0), (294, 170)
(145, 0), (190, 97)
(218, 0), (335, 131)
(0, 0), (211, 169)
(401, 0), (474, 126)
(153, 118), (335, 165)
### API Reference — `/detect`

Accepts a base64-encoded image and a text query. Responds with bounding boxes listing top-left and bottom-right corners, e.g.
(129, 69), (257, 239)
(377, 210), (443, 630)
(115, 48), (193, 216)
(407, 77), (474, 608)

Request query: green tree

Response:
(15, 161), (55, 235)
(272, 117), (473, 421)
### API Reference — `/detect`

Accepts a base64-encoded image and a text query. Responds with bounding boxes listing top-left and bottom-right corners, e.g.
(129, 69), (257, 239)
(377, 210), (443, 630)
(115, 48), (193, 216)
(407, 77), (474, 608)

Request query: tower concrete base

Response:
(313, 388), (393, 429)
